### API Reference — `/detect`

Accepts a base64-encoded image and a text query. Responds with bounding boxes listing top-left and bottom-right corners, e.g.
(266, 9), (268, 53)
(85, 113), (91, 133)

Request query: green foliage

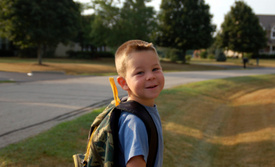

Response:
(185, 55), (192, 62)
(215, 49), (227, 62)
(200, 51), (208, 59)
(0, 0), (81, 64)
(118, 0), (157, 42)
(157, 0), (216, 62)
(17, 47), (37, 58)
(75, 15), (96, 50)
(207, 53), (215, 59)
(216, 52), (227, 62)
(218, 1), (267, 54)
(159, 47), (181, 62)
(90, 0), (157, 47)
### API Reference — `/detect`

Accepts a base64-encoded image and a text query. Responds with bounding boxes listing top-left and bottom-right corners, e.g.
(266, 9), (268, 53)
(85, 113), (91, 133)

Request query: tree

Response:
(90, 0), (157, 47)
(116, 0), (157, 43)
(157, 0), (216, 63)
(75, 14), (96, 51)
(218, 1), (267, 57)
(90, 0), (120, 47)
(0, 0), (81, 65)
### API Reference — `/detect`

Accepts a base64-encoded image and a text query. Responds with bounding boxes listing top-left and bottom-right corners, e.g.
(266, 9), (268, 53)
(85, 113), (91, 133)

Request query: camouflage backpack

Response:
(73, 78), (158, 167)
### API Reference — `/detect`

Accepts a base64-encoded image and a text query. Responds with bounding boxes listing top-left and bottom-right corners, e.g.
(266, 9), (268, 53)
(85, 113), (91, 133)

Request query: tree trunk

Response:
(37, 44), (43, 65)
(180, 49), (186, 64)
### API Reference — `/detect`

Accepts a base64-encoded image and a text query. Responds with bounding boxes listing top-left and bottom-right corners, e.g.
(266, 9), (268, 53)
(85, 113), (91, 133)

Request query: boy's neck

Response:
(127, 97), (155, 107)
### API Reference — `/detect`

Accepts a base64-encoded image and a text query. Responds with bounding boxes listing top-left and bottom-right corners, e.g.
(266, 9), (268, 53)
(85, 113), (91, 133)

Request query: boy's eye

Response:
(153, 68), (159, 71)
(136, 71), (144, 75)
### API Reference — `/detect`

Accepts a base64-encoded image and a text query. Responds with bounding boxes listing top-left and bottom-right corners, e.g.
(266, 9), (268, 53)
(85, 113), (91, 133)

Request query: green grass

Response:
(158, 74), (275, 167)
(0, 109), (102, 166)
(0, 81), (14, 83)
(191, 58), (275, 67)
(1, 74), (275, 167)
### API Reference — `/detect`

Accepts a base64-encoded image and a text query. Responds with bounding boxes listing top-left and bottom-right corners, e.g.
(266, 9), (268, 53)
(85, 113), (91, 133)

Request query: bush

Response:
(18, 47), (37, 58)
(157, 50), (165, 58)
(165, 48), (179, 62)
(208, 53), (215, 59)
(0, 50), (15, 57)
(216, 52), (227, 62)
(186, 55), (192, 62)
(251, 53), (275, 59)
(66, 50), (114, 59)
(94, 51), (114, 58)
(200, 51), (208, 59)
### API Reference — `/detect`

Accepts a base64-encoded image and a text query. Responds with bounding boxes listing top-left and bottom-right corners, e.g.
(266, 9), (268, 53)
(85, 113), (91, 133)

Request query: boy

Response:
(115, 40), (165, 167)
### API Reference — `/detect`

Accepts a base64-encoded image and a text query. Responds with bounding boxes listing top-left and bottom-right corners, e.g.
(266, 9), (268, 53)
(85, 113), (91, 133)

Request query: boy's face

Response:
(120, 50), (164, 106)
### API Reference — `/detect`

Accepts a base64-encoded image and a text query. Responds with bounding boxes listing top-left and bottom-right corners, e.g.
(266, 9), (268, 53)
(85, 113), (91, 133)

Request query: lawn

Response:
(0, 57), (227, 75)
(1, 74), (275, 167)
(1, 57), (274, 76)
(192, 58), (275, 67)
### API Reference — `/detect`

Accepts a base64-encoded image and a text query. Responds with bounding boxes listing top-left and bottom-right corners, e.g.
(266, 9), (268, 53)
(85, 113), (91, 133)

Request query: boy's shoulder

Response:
(118, 110), (148, 132)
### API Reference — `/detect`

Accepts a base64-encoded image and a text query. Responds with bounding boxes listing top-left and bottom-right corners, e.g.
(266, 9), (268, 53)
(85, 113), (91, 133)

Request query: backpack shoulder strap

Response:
(111, 100), (158, 167)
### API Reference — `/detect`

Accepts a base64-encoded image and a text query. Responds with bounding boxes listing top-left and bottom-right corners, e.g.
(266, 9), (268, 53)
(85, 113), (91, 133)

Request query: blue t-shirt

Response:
(118, 104), (163, 167)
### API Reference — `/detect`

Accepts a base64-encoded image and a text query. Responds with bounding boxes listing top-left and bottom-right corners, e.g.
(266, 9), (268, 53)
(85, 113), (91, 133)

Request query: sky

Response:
(75, 0), (275, 30)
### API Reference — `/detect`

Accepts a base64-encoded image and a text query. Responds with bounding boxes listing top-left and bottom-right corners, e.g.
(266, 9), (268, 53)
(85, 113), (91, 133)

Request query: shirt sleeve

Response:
(118, 112), (149, 165)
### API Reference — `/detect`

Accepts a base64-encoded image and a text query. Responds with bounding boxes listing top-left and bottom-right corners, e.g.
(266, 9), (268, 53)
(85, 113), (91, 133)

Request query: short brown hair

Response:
(115, 40), (158, 77)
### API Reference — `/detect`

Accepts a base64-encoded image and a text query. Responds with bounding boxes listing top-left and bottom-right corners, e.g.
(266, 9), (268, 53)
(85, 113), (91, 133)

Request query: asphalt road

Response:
(0, 68), (274, 148)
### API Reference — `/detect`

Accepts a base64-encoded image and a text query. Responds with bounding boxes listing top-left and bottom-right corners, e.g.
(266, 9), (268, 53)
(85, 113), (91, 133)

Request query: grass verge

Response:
(158, 74), (275, 167)
(0, 81), (14, 83)
(1, 74), (275, 166)
(0, 109), (102, 167)
(192, 58), (275, 67)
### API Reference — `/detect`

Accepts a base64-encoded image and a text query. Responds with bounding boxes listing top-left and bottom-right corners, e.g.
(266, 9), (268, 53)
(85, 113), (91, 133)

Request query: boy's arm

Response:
(127, 155), (146, 167)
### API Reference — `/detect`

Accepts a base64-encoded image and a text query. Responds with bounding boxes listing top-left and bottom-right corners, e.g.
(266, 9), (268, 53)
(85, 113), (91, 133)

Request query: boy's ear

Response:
(117, 76), (129, 91)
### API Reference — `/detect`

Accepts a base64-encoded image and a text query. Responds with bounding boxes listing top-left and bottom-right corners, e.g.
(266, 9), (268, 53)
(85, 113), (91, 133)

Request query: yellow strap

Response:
(83, 128), (96, 163)
(109, 77), (120, 106)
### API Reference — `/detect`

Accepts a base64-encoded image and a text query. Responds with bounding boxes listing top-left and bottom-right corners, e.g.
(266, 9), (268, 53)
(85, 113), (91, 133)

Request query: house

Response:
(257, 15), (275, 55)
(54, 42), (81, 57)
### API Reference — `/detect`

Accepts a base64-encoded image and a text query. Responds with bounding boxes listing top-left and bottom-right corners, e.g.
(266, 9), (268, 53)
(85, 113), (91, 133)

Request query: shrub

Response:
(0, 50), (15, 57)
(186, 55), (192, 62)
(94, 51), (114, 58)
(165, 48), (179, 62)
(208, 53), (215, 59)
(251, 53), (275, 59)
(66, 50), (114, 59)
(216, 52), (227, 62)
(18, 47), (37, 58)
(200, 51), (208, 59)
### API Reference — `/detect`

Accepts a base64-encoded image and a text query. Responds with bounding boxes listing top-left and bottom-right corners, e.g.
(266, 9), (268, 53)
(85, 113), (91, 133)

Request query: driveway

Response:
(0, 68), (274, 148)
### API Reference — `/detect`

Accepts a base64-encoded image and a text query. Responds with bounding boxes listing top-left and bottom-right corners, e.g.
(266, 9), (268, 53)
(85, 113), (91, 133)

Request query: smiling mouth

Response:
(146, 85), (158, 89)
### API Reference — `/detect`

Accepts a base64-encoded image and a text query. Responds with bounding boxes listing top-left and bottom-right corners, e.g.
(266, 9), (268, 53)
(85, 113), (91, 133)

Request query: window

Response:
(271, 26), (275, 39)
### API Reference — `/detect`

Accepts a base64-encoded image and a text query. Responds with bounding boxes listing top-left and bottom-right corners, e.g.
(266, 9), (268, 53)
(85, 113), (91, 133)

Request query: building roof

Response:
(257, 15), (275, 30)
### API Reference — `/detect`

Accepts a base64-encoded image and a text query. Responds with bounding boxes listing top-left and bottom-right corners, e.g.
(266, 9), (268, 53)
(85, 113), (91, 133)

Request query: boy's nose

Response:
(146, 72), (156, 80)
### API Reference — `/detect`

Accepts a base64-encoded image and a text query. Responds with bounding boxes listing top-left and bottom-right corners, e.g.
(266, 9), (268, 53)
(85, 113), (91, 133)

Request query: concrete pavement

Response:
(0, 68), (274, 148)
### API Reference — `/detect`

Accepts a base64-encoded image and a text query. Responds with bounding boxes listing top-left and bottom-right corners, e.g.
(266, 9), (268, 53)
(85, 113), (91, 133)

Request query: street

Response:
(0, 68), (274, 148)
